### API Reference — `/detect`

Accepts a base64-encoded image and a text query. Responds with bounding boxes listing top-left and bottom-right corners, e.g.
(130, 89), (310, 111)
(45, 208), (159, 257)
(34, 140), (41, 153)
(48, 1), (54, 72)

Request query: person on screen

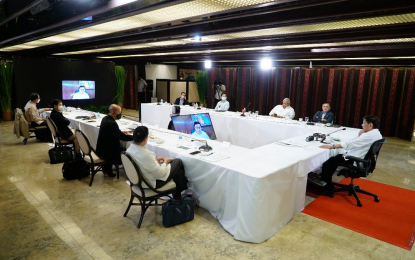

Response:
(214, 93), (230, 111)
(191, 122), (210, 139)
(72, 86), (90, 99)
(174, 92), (189, 106)
(126, 126), (188, 199)
(269, 98), (295, 119)
(49, 99), (80, 152)
(96, 104), (133, 177)
(313, 102), (334, 124)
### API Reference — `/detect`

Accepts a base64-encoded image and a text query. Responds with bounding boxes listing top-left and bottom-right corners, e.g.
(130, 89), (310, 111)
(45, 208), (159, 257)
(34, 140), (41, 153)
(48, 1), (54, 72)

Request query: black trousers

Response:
(156, 159), (188, 197)
(321, 154), (353, 189)
(138, 92), (146, 122)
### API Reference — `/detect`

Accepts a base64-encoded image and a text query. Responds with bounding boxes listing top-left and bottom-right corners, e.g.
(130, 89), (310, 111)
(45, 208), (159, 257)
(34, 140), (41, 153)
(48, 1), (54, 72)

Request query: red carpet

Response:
(302, 178), (415, 250)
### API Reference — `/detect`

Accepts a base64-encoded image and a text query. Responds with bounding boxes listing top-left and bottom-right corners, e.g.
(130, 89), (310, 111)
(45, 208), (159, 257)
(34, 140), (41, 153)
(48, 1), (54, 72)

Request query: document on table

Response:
(199, 153), (229, 162)
(275, 140), (308, 147)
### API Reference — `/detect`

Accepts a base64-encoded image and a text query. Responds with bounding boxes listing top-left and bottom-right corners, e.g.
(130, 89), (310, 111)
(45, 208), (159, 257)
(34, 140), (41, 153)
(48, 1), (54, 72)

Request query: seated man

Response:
(72, 86), (90, 99)
(214, 93), (230, 111)
(313, 103), (334, 124)
(311, 115), (382, 194)
(96, 104), (133, 177)
(191, 122), (210, 139)
(269, 98), (295, 119)
(126, 126), (188, 199)
(24, 93), (50, 127)
(49, 99), (80, 152)
(174, 92), (189, 106)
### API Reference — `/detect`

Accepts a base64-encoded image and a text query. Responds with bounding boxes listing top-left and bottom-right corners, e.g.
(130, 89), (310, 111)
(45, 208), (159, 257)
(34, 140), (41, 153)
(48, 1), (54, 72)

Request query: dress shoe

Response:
(307, 172), (327, 187)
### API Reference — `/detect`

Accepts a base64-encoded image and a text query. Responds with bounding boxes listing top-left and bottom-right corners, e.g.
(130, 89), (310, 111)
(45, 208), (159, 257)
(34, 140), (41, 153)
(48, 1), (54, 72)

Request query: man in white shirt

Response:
(314, 115), (383, 193)
(126, 126), (188, 199)
(72, 86), (90, 99)
(191, 122), (210, 139)
(24, 93), (50, 127)
(269, 98), (295, 119)
(214, 93), (230, 111)
(213, 79), (226, 109)
(138, 77), (148, 122)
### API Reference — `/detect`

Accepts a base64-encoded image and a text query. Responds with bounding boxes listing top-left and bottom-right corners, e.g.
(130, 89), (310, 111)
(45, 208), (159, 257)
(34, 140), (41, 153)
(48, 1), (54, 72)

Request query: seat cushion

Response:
(131, 180), (176, 198)
(84, 151), (105, 164)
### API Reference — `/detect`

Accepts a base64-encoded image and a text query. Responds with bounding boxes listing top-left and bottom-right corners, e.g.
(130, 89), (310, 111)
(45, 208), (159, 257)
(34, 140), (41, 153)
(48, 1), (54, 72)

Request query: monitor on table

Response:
(171, 113), (217, 140)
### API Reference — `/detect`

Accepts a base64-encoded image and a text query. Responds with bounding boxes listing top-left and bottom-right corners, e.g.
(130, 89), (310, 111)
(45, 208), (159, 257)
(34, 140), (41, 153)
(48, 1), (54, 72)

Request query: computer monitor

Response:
(62, 80), (95, 100)
(171, 113), (217, 140)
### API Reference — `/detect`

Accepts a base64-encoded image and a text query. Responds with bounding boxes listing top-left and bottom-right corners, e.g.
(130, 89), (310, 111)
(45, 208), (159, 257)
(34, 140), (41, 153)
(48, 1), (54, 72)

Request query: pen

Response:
(206, 153), (214, 156)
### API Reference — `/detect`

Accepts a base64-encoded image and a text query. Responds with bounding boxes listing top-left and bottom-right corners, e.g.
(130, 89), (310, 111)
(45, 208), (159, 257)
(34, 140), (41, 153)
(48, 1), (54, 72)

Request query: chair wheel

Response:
(375, 197), (380, 202)
(357, 203), (362, 207)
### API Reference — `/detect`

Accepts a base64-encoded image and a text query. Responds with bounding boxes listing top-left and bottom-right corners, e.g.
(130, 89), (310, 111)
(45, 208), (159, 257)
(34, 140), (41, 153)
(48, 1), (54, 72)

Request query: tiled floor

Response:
(1, 112), (414, 259)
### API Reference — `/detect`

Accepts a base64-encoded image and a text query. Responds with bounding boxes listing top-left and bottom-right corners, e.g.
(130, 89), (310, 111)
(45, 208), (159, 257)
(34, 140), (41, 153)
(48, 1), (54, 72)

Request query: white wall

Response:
(145, 64), (177, 97)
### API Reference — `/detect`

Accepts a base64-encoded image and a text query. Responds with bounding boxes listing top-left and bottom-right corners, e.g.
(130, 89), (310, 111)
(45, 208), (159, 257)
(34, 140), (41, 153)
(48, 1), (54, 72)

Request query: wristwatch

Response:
(332, 144), (335, 149)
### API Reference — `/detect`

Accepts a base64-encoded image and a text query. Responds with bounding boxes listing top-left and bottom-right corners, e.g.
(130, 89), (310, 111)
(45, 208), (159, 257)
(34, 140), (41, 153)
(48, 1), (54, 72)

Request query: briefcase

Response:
(48, 147), (74, 164)
(161, 197), (194, 227)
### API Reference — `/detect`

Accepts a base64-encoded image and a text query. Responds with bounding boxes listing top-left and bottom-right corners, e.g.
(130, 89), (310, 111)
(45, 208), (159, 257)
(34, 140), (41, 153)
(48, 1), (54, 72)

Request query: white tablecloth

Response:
(54, 108), (359, 243)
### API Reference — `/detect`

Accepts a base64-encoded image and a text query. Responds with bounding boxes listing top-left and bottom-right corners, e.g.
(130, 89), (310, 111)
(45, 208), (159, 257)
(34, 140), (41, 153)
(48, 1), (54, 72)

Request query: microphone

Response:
(191, 139), (212, 152)
(327, 128), (346, 136)
(241, 102), (251, 117)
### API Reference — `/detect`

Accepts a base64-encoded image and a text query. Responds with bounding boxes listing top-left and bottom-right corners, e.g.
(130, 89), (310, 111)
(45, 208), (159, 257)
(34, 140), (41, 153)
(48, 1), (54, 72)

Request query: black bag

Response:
(62, 159), (90, 180)
(48, 147), (74, 164)
(161, 197), (194, 227)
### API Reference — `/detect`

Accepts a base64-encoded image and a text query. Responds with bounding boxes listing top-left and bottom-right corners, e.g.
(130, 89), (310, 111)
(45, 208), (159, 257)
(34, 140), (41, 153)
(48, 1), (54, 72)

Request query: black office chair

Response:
(332, 139), (386, 207)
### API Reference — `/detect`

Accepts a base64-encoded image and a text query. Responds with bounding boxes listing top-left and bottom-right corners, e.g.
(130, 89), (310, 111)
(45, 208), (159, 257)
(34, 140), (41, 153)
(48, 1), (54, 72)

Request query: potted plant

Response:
(195, 70), (207, 106)
(0, 60), (13, 121)
(114, 65), (127, 107)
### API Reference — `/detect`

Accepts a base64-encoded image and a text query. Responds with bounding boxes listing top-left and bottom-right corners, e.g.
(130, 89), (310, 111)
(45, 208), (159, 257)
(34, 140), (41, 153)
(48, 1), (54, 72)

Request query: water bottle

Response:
(63, 105), (66, 111)
(160, 99), (163, 104)
(97, 112), (100, 118)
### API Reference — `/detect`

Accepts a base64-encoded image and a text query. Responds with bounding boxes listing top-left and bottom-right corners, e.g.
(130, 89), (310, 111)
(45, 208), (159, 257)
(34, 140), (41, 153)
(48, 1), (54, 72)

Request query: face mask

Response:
(37, 99), (40, 103)
(116, 113), (122, 120)
(222, 97), (227, 101)
(58, 106), (64, 112)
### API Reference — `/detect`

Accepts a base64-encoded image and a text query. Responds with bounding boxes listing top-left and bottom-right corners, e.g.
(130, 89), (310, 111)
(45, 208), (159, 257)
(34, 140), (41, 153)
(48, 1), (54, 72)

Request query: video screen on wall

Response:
(62, 80), (95, 100)
(171, 113), (217, 140)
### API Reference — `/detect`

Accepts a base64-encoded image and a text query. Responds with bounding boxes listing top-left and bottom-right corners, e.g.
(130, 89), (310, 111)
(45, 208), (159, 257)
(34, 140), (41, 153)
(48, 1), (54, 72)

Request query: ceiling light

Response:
(260, 58), (272, 69)
(204, 60), (212, 68)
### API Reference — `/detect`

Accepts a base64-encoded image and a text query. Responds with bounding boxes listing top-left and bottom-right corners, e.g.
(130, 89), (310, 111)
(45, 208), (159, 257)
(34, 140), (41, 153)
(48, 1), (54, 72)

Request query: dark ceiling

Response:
(1, 0), (415, 66)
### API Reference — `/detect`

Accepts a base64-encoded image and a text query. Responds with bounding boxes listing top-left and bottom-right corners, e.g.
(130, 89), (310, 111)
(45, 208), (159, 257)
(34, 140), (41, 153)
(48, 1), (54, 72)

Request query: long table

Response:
(56, 108), (358, 243)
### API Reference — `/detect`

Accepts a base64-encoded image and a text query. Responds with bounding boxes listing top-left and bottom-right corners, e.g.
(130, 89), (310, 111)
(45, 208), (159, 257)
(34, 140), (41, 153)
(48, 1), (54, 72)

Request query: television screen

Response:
(171, 113), (217, 140)
(62, 80), (95, 100)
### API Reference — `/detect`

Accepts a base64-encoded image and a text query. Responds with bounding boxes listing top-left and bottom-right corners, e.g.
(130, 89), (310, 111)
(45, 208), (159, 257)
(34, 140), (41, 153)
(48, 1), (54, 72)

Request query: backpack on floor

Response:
(62, 159), (90, 180)
(161, 197), (194, 227)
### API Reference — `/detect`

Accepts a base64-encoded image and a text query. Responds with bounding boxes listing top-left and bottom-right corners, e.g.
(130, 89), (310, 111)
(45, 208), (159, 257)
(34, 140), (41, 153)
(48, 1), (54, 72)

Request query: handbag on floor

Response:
(62, 159), (90, 180)
(48, 147), (74, 164)
(161, 197), (194, 227)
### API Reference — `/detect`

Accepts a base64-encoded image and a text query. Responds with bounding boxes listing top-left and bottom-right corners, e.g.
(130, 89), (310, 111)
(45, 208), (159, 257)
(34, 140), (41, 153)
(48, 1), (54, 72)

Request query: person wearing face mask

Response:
(96, 104), (133, 177)
(174, 92), (189, 106)
(49, 99), (80, 151)
(24, 93), (50, 127)
(214, 93), (230, 111)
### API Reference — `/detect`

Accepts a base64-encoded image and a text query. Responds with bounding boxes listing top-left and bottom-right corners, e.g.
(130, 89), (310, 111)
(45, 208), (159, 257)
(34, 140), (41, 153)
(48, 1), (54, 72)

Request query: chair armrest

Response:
(344, 155), (369, 164)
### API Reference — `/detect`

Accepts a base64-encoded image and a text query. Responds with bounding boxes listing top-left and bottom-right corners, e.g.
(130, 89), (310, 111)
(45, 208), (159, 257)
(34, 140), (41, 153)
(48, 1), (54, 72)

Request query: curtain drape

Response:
(207, 67), (415, 141)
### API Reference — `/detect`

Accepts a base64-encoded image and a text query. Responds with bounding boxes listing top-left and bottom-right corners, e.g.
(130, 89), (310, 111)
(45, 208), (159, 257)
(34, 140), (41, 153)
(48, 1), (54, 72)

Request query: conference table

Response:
(53, 107), (359, 243)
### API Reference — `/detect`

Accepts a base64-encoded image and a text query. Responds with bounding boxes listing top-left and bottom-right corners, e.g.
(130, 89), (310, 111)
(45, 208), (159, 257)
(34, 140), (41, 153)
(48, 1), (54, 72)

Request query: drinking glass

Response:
(305, 117), (309, 123)
(255, 111), (259, 118)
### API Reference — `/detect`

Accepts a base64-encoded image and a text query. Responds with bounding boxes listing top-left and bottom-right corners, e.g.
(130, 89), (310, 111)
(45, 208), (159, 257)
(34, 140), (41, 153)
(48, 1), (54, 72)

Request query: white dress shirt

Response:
(340, 129), (382, 159)
(214, 84), (226, 99)
(269, 105), (295, 119)
(138, 79), (147, 92)
(126, 144), (170, 188)
(192, 130), (210, 139)
(24, 101), (45, 125)
(72, 92), (90, 99)
(214, 100), (230, 111)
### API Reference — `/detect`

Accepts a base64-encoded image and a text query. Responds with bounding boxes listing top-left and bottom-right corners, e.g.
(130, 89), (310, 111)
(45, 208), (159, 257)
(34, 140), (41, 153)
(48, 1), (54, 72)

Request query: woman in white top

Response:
(126, 126), (188, 199)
